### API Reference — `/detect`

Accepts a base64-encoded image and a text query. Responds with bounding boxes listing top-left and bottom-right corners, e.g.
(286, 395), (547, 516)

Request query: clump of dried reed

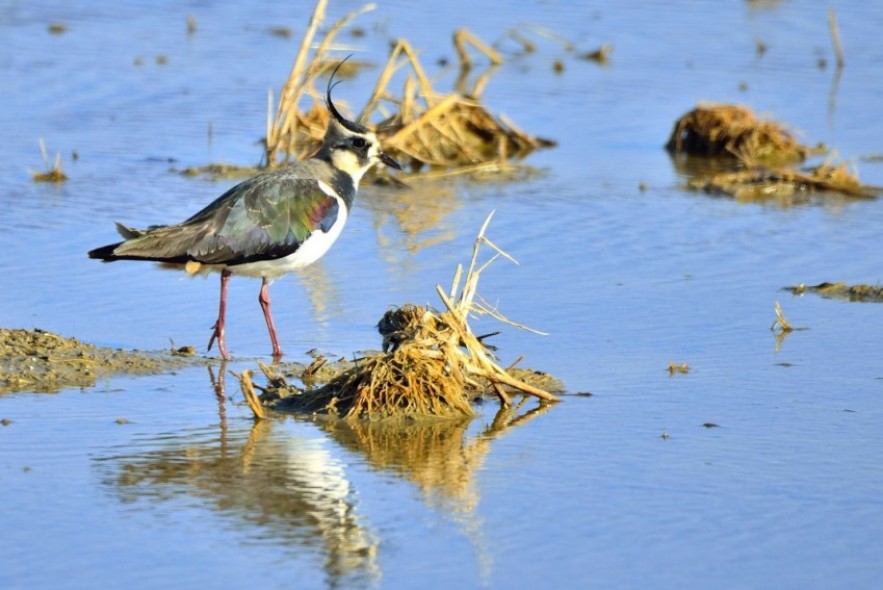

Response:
(668, 104), (879, 201)
(263, 0), (554, 174)
(665, 104), (815, 166)
(238, 212), (560, 420)
(363, 38), (555, 173)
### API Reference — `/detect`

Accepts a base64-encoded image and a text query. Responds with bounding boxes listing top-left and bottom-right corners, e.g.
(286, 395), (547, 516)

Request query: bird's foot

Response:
(207, 321), (231, 360)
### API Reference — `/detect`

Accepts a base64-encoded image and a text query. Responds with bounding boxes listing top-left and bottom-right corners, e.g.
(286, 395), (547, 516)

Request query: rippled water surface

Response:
(2, 1), (883, 588)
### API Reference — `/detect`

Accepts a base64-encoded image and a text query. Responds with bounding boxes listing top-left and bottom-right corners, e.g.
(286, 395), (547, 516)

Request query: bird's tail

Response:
(87, 242), (125, 261)
(87, 222), (192, 263)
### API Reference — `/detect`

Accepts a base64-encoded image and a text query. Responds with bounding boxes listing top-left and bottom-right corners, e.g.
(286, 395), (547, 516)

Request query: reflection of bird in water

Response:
(100, 367), (552, 586)
(287, 180), (461, 325)
(293, 263), (344, 326)
(362, 179), (461, 271)
(100, 417), (379, 587)
(88, 62), (400, 359)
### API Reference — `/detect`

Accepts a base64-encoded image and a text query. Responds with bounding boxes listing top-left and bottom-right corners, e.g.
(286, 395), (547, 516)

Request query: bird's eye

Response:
(351, 137), (367, 149)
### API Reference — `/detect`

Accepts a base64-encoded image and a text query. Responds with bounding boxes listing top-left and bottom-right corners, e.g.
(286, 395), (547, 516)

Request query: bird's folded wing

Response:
(108, 176), (340, 265)
(189, 176), (341, 265)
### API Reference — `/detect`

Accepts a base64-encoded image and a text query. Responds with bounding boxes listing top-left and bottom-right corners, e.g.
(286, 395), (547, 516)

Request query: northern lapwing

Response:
(88, 60), (401, 360)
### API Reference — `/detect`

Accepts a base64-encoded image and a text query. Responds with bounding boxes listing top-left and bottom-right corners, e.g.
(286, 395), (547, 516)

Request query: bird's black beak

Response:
(379, 151), (402, 171)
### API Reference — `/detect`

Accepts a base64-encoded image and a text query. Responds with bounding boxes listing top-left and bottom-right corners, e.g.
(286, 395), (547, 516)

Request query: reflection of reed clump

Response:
(320, 401), (552, 514)
(324, 417), (480, 511)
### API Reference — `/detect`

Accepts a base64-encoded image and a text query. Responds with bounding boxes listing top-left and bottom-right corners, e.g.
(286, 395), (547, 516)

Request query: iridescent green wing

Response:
(186, 175), (340, 264)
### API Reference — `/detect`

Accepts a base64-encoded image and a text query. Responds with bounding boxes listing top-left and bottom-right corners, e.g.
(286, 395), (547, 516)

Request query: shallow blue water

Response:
(2, 1), (883, 589)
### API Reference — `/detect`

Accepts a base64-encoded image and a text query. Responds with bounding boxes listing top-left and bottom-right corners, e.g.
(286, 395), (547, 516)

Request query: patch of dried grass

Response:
(32, 138), (68, 183)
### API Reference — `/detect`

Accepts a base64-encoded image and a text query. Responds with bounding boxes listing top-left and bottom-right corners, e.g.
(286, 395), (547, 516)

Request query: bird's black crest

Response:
(326, 56), (370, 134)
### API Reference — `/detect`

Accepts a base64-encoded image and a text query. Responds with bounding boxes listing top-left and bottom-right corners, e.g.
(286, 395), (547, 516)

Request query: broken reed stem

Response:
(233, 369), (266, 420)
(771, 301), (793, 333)
(461, 211), (496, 301)
(360, 39), (437, 121)
(307, 2), (377, 84)
(453, 28), (504, 69)
(39, 137), (49, 167)
(828, 8), (845, 68)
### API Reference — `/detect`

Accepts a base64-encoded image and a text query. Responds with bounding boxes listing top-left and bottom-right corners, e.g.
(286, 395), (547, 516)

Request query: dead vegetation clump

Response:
(689, 162), (879, 203)
(287, 314), (479, 418)
(265, 1), (555, 174)
(183, 0), (554, 179)
(238, 213), (561, 420)
(770, 301), (794, 334)
(361, 39), (556, 173)
(787, 282), (883, 303)
(665, 104), (815, 166)
(668, 104), (879, 201)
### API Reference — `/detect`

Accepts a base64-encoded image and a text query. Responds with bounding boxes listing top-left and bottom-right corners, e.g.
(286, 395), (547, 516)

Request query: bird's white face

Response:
(329, 128), (383, 187)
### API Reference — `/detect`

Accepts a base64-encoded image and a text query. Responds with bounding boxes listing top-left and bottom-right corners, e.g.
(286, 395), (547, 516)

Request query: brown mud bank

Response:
(0, 328), (200, 394)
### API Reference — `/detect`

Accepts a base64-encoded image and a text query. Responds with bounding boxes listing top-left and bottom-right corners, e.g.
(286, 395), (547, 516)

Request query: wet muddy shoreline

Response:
(0, 327), (204, 394)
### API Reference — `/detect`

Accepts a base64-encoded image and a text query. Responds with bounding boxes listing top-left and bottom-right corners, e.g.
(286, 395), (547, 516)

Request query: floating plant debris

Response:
(31, 138), (68, 183)
(689, 162), (879, 202)
(787, 282), (883, 303)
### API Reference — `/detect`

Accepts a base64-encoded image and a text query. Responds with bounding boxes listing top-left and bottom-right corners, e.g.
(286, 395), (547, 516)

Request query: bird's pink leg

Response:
(207, 269), (232, 360)
(258, 278), (283, 358)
